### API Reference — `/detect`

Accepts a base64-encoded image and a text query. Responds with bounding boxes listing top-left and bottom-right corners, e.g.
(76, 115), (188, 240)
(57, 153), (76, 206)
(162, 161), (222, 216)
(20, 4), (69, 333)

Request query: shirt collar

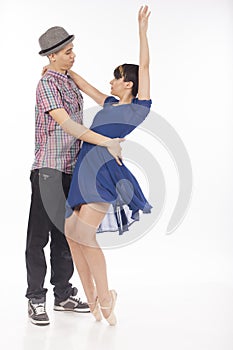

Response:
(46, 69), (70, 82)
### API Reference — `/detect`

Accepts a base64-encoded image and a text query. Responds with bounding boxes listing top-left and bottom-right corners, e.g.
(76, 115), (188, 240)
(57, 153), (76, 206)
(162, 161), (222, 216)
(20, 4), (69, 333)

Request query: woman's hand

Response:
(41, 64), (51, 76)
(138, 5), (151, 34)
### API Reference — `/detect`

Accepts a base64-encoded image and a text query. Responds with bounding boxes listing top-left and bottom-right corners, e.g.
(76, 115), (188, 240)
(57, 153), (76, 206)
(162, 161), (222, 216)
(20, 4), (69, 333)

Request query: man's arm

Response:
(49, 108), (124, 165)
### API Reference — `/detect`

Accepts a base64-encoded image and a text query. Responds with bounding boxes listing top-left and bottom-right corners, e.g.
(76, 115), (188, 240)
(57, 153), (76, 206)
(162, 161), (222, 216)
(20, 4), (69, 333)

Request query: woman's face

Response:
(50, 43), (76, 72)
(109, 77), (126, 96)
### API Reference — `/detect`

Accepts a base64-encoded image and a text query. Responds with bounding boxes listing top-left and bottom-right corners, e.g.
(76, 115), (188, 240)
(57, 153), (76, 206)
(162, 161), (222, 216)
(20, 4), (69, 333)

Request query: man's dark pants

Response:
(25, 168), (74, 303)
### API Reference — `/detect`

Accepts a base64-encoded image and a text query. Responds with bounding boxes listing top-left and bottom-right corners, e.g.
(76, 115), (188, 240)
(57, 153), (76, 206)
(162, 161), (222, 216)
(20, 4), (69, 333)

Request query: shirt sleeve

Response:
(132, 98), (152, 109)
(36, 78), (64, 113)
(104, 96), (119, 105)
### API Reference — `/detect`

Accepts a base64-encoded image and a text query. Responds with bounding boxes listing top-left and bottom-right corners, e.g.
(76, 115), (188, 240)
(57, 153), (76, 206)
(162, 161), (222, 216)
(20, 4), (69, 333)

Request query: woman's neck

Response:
(118, 95), (134, 104)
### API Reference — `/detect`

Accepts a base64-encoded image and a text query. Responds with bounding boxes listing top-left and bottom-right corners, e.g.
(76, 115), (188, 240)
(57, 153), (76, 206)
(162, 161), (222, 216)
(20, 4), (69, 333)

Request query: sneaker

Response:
(54, 287), (90, 313)
(28, 299), (50, 326)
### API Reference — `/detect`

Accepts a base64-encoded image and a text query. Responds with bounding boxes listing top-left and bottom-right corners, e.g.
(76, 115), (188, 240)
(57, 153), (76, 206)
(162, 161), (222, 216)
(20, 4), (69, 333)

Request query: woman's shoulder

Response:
(132, 98), (152, 109)
(103, 96), (152, 108)
(104, 96), (119, 105)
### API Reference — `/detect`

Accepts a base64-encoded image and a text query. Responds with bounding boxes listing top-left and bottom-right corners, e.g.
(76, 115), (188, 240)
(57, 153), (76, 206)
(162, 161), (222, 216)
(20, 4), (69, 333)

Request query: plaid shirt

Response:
(32, 70), (83, 174)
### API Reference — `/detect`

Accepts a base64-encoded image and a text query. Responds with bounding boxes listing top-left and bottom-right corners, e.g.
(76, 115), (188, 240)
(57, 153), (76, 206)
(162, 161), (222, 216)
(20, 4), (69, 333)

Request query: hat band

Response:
(40, 35), (73, 55)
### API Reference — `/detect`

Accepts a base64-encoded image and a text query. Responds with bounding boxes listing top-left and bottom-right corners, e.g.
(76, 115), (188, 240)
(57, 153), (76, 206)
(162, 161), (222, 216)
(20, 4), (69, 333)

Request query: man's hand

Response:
(103, 138), (125, 166)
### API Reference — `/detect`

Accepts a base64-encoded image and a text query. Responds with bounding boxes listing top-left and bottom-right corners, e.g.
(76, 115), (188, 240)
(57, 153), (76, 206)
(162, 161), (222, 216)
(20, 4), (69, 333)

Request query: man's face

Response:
(50, 43), (76, 71)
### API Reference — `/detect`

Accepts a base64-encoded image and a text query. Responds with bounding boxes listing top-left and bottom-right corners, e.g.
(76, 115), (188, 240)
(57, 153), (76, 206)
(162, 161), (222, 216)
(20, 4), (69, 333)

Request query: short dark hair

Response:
(113, 63), (139, 97)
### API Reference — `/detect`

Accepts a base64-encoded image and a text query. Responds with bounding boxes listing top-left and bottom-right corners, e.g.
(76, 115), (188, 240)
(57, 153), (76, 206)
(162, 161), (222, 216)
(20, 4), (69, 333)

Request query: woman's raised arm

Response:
(137, 5), (151, 100)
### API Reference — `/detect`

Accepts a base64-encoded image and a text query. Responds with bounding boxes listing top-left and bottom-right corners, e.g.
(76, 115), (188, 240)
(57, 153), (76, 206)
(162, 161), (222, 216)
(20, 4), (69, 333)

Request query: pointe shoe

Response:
(100, 290), (117, 326)
(88, 297), (102, 322)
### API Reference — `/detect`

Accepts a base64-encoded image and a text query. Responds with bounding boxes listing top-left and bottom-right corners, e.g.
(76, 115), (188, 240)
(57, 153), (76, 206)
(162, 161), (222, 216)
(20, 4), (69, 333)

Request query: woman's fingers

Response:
(139, 5), (151, 20)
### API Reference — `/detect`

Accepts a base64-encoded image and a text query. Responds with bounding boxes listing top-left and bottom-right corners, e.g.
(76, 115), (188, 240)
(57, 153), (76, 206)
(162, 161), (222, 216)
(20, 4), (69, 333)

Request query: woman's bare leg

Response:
(66, 235), (97, 307)
(65, 202), (114, 319)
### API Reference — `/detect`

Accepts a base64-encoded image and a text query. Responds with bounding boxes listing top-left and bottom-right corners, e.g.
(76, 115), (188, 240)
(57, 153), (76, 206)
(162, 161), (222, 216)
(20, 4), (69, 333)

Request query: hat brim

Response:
(39, 34), (75, 56)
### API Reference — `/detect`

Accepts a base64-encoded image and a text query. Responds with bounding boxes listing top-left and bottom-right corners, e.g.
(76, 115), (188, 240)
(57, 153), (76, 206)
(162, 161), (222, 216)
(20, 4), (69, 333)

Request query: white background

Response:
(0, 0), (233, 349)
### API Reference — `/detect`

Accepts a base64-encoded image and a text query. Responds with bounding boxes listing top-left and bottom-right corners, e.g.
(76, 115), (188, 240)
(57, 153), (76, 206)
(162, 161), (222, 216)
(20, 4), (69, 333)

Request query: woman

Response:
(65, 5), (151, 326)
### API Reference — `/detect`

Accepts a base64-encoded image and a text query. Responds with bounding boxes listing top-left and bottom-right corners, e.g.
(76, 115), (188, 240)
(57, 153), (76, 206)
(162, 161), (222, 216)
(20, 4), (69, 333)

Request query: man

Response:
(26, 26), (122, 326)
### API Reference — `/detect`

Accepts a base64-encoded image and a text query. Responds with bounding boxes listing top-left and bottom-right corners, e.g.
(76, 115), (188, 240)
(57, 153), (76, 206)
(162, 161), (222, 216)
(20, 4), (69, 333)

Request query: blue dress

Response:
(66, 96), (153, 234)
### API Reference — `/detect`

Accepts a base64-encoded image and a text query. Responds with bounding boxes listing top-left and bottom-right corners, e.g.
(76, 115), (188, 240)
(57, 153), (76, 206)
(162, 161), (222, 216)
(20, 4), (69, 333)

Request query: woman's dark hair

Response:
(113, 63), (139, 97)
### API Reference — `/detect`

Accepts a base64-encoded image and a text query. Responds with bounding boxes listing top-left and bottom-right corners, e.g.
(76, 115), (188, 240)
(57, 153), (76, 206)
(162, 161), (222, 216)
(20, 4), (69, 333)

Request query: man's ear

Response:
(48, 53), (56, 62)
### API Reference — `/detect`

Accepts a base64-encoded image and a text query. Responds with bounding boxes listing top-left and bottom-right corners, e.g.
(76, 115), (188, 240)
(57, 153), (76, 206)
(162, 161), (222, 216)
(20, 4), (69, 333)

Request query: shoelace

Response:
(70, 296), (85, 305)
(33, 303), (46, 315)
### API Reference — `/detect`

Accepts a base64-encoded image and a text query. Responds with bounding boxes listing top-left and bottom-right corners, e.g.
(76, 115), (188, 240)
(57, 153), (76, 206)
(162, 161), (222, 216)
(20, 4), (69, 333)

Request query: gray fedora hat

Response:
(39, 26), (75, 56)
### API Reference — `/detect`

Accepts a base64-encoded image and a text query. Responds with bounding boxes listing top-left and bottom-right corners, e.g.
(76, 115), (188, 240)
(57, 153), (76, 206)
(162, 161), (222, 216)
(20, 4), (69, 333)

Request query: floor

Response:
(1, 262), (233, 350)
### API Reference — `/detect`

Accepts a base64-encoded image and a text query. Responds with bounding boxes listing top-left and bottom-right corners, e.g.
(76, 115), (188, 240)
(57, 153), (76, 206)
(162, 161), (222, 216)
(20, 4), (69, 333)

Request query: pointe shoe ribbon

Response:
(100, 290), (117, 326)
(88, 297), (102, 321)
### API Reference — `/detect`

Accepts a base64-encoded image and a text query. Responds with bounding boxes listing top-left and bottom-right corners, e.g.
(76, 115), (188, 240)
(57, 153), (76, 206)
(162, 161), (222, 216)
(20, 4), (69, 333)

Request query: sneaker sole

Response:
(29, 318), (50, 326)
(53, 306), (90, 313)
